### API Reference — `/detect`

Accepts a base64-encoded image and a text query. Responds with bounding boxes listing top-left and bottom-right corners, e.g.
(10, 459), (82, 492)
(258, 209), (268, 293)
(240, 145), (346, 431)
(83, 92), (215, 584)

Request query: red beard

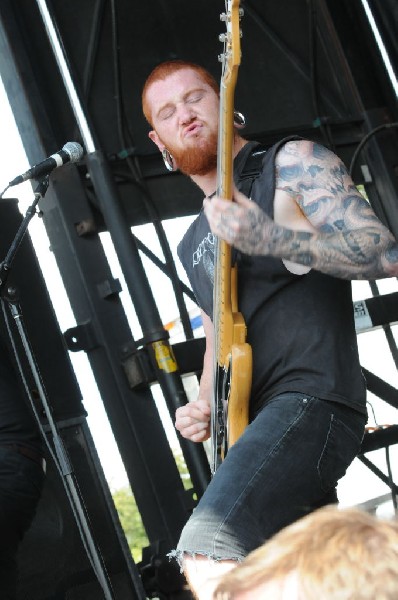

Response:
(168, 130), (218, 176)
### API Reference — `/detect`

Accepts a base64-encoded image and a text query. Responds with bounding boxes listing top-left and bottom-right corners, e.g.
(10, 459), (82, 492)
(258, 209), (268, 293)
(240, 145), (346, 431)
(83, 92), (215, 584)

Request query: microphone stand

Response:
(0, 177), (115, 600)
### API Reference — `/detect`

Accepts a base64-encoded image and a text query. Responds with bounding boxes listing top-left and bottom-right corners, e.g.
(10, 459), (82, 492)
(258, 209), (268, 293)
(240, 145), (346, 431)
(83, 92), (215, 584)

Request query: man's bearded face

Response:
(165, 129), (218, 176)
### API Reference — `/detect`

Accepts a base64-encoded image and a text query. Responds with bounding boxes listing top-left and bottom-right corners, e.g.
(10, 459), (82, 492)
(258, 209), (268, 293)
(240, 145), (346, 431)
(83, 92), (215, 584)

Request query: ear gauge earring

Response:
(234, 110), (246, 129)
(162, 148), (175, 172)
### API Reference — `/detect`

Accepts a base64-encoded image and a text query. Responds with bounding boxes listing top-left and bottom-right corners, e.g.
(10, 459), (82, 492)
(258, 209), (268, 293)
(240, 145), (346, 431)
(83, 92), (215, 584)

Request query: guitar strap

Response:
(236, 143), (269, 197)
(230, 143), (269, 266)
(237, 135), (302, 196)
(232, 136), (301, 266)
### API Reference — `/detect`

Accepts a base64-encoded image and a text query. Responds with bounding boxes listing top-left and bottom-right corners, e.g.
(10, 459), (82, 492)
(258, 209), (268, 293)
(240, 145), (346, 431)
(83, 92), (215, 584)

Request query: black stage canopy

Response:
(0, 0), (397, 226)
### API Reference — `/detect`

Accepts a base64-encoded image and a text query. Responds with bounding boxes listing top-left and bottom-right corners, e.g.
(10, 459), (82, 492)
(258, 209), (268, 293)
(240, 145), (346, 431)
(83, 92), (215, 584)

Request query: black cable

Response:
(84, 183), (197, 304)
(308, 0), (335, 150)
(0, 187), (115, 597)
(385, 446), (397, 510)
(109, 0), (194, 340)
(82, 0), (107, 99)
(349, 122), (398, 178)
(368, 279), (398, 511)
(0, 185), (10, 199)
(366, 399), (378, 426)
(369, 280), (398, 372)
(0, 300), (106, 586)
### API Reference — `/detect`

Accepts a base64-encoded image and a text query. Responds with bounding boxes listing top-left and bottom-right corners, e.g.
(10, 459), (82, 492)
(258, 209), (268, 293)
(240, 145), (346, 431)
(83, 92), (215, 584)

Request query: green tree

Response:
(112, 486), (149, 562)
(112, 450), (196, 562)
(174, 450), (196, 496)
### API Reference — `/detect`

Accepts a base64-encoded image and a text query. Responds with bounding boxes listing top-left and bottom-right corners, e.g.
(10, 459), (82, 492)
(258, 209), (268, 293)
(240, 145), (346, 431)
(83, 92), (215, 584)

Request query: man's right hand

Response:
(175, 399), (211, 442)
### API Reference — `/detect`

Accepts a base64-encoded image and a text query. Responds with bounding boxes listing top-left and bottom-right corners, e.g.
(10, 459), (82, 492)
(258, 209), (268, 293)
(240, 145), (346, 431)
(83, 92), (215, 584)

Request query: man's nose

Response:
(178, 104), (195, 125)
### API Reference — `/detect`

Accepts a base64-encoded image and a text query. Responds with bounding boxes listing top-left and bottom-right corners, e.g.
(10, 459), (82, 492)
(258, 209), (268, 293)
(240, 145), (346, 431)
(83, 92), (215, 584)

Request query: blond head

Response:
(214, 506), (398, 600)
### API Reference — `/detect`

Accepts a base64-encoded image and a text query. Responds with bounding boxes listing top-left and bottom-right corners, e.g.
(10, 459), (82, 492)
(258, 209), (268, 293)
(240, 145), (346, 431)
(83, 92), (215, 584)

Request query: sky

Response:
(1, 70), (398, 513)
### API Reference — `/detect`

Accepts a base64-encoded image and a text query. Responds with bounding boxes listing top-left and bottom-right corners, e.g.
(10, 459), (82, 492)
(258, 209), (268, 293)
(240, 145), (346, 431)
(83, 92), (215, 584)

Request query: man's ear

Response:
(148, 130), (165, 152)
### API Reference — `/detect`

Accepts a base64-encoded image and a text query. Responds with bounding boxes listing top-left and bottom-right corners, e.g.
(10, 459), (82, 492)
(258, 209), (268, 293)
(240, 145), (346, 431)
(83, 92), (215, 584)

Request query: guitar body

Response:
(213, 338), (251, 468)
(228, 331), (252, 448)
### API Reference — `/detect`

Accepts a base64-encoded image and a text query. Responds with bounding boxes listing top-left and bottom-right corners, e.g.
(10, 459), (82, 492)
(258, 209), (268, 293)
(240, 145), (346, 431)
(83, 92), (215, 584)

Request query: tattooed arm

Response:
(203, 139), (398, 280)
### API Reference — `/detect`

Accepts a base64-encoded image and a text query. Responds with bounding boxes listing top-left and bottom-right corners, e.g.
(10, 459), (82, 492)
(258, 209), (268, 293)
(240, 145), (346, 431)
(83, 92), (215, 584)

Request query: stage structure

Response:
(0, 0), (397, 598)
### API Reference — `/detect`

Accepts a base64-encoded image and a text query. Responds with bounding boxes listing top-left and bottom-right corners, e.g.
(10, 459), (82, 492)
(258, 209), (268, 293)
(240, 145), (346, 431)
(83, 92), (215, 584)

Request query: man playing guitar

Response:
(142, 58), (398, 599)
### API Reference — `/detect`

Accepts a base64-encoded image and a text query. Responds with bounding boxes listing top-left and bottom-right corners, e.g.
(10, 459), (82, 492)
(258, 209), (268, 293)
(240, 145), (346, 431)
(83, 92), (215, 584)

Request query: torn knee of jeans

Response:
(167, 549), (242, 573)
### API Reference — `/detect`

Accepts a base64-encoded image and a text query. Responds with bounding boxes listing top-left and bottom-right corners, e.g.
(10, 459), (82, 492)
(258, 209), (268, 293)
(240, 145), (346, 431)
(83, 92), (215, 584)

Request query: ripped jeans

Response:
(171, 392), (366, 566)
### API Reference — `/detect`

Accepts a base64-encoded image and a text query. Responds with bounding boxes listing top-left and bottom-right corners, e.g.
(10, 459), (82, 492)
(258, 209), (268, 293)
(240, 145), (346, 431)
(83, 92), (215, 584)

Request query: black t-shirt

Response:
(178, 139), (367, 417)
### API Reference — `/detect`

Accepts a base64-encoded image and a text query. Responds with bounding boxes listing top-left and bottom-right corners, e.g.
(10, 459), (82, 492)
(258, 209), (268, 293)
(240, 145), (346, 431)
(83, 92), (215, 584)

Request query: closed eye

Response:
(159, 106), (175, 120)
(186, 92), (204, 104)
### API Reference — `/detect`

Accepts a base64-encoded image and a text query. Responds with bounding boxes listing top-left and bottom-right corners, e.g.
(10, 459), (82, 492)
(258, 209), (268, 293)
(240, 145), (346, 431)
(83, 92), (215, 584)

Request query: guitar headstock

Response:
(219, 0), (243, 86)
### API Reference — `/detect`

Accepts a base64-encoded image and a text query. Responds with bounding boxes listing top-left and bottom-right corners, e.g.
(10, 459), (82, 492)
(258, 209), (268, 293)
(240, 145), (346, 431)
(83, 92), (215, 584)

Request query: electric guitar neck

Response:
(211, 0), (252, 475)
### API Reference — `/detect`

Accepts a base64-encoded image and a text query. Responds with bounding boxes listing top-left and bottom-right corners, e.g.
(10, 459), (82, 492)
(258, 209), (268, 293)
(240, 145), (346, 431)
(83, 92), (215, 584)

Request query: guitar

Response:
(211, 0), (252, 475)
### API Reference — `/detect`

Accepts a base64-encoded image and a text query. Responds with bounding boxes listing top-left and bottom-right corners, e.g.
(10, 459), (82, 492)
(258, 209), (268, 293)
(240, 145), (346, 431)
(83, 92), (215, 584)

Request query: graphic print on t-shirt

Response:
(192, 231), (215, 285)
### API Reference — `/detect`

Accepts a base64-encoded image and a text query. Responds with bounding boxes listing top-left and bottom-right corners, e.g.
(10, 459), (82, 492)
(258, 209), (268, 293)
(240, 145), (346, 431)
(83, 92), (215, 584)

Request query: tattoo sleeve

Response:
(266, 141), (398, 280)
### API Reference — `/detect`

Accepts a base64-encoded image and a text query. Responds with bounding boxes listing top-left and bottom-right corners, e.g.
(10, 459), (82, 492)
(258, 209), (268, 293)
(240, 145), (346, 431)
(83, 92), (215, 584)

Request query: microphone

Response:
(9, 141), (84, 186)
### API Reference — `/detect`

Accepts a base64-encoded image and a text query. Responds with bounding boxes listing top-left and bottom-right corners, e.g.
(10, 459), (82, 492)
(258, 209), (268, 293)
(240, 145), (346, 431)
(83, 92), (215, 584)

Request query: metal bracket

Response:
(64, 321), (100, 352)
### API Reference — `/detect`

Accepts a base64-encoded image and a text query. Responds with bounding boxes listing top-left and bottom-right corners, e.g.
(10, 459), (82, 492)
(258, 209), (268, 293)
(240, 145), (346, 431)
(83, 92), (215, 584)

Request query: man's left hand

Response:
(203, 189), (271, 255)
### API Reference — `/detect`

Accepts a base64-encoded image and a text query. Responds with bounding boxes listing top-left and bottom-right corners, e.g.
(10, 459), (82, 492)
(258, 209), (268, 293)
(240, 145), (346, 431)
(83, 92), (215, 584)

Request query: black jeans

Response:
(0, 446), (45, 599)
(174, 393), (366, 563)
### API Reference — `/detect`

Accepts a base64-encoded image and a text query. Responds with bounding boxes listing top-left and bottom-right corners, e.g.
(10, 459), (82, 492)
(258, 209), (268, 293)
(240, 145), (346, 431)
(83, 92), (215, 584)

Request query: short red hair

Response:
(142, 60), (219, 126)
